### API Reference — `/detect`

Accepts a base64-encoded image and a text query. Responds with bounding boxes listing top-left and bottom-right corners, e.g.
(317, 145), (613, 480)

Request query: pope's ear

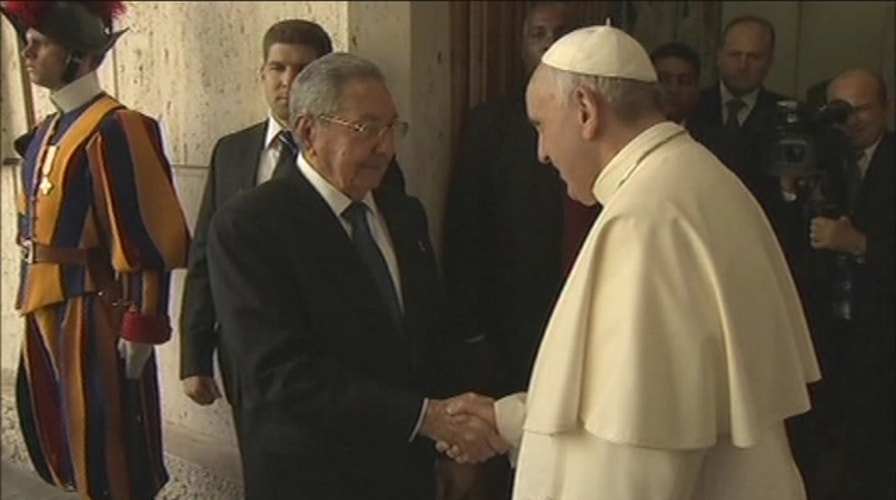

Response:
(575, 86), (601, 140)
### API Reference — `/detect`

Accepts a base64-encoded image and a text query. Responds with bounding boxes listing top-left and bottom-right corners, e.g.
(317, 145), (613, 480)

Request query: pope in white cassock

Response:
(445, 23), (821, 500)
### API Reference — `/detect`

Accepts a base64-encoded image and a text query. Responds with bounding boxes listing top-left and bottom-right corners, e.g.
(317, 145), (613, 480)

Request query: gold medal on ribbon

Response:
(39, 177), (54, 195)
(38, 145), (58, 196)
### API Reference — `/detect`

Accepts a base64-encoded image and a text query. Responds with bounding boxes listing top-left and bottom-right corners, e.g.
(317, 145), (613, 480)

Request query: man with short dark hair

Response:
(1, 1), (190, 497)
(650, 41), (701, 125)
(181, 18), (333, 409)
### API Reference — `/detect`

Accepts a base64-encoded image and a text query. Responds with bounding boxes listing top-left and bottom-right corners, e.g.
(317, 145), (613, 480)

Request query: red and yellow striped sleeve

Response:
(86, 109), (191, 344)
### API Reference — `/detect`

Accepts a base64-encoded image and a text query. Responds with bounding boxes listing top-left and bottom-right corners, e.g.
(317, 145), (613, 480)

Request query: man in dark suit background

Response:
(181, 18), (331, 409)
(441, 4), (597, 496)
(692, 14), (790, 226)
(206, 52), (506, 500)
(178, 21), (334, 482)
(443, 0), (594, 408)
(783, 68), (894, 500)
(179, 19), (406, 459)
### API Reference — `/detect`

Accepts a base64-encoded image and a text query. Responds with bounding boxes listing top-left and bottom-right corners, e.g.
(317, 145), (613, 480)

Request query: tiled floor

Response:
(1, 460), (78, 500)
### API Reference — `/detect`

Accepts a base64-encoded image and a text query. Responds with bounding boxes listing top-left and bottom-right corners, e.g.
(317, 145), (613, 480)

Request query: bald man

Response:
(784, 68), (894, 500)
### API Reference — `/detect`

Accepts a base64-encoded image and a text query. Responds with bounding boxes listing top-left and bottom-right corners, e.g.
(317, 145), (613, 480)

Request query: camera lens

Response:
(785, 144), (806, 163)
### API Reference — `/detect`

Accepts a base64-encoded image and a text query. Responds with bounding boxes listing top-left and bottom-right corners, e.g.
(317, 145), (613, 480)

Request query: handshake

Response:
(419, 392), (510, 464)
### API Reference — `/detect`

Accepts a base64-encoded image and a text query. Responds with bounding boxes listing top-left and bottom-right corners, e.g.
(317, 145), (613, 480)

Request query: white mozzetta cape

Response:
(523, 122), (820, 450)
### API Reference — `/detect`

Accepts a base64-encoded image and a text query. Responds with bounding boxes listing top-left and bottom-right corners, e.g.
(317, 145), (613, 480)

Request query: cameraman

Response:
(782, 68), (894, 500)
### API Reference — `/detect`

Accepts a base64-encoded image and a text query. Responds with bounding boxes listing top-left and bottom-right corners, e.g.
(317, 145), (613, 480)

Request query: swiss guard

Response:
(1, 1), (190, 498)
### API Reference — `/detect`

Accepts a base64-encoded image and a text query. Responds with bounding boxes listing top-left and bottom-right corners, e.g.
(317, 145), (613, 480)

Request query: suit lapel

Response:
(288, 174), (409, 349)
(375, 191), (422, 320)
(239, 122), (267, 190)
(744, 88), (775, 128)
(375, 190), (426, 367)
(859, 132), (894, 198)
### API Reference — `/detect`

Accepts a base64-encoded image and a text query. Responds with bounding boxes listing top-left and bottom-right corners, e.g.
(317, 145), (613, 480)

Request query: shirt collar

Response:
(592, 121), (685, 206)
(264, 114), (289, 149)
(862, 134), (883, 162)
(296, 152), (378, 220)
(50, 72), (104, 113)
(719, 81), (760, 112)
(858, 134), (883, 177)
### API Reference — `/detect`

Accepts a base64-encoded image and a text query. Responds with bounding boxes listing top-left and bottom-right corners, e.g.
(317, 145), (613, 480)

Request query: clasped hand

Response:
(420, 392), (509, 464)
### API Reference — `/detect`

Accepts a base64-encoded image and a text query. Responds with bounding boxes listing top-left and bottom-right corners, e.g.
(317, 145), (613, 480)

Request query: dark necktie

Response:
(342, 202), (403, 323)
(271, 130), (298, 180)
(724, 98), (745, 132)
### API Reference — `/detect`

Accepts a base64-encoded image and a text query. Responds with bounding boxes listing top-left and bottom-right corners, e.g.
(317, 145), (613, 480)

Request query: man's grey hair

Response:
(549, 68), (664, 124)
(288, 52), (385, 126)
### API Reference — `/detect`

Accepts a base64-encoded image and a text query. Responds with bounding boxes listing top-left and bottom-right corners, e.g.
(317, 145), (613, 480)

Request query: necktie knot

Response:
(270, 130), (298, 180)
(726, 98), (745, 114)
(342, 201), (368, 229)
(277, 130), (298, 154)
(724, 98), (745, 131)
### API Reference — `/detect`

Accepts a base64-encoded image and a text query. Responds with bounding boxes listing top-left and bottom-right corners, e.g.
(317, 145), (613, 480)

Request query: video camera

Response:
(764, 99), (853, 178)
(764, 100), (861, 321)
(762, 99), (856, 218)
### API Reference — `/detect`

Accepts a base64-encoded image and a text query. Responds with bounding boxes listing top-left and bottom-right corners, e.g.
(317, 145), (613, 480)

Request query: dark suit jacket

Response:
(179, 121), (406, 402)
(691, 85), (790, 222)
(441, 89), (597, 397)
(838, 130), (895, 492)
(206, 171), (455, 499)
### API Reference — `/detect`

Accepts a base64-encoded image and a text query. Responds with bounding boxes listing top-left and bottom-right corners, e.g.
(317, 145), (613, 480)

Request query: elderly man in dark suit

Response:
(206, 52), (506, 500)
(178, 20), (405, 470)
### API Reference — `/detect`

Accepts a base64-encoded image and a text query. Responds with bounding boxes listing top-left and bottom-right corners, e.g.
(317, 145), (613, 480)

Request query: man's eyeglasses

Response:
(318, 114), (410, 141)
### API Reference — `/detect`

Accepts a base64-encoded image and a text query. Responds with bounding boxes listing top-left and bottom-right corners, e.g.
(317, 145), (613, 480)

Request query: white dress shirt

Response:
(256, 115), (290, 185)
(858, 135), (882, 179)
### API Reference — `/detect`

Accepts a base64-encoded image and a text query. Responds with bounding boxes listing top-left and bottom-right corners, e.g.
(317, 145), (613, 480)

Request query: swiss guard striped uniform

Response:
(14, 71), (190, 500)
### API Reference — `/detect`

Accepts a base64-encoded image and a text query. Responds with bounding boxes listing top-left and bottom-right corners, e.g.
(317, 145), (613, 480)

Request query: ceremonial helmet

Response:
(1, 1), (128, 81)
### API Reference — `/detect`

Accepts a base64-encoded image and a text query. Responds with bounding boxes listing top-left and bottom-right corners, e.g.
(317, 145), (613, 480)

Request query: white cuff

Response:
(409, 398), (428, 442)
(495, 392), (527, 467)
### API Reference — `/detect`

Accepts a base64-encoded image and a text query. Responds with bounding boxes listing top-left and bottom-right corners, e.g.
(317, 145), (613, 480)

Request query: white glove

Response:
(117, 339), (153, 380)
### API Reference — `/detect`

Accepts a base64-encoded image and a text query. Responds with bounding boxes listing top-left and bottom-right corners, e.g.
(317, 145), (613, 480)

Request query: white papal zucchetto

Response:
(541, 23), (658, 83)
